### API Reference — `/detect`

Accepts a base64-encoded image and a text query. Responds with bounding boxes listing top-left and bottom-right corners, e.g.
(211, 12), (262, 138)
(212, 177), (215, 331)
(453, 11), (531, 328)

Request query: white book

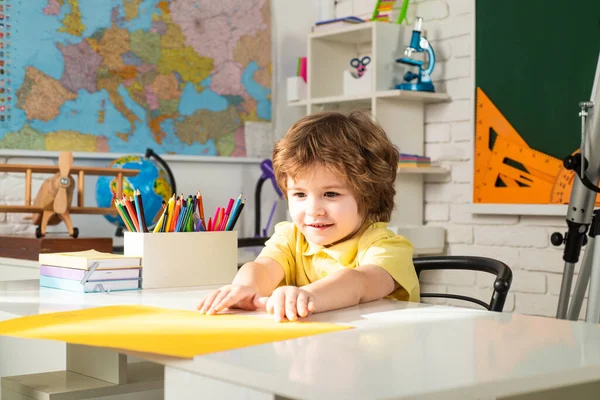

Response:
(39, 249), (142, 270)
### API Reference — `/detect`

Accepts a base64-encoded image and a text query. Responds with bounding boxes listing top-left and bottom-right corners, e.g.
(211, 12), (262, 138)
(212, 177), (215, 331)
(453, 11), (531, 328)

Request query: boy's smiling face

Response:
(287, 164), (363, 246)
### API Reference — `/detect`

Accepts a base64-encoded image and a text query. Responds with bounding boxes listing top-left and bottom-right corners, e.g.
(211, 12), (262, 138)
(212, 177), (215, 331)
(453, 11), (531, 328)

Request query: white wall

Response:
(0, 1), (321, 253)
(334, 0), (576, 318)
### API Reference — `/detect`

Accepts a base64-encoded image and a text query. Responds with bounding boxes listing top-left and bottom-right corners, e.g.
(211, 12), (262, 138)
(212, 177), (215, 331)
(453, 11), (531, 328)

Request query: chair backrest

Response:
(413, 255), (513, 312)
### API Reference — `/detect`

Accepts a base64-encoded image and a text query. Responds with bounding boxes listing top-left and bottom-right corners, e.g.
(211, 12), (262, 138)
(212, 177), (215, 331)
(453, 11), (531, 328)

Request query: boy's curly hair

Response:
(272, 110), (400, 223)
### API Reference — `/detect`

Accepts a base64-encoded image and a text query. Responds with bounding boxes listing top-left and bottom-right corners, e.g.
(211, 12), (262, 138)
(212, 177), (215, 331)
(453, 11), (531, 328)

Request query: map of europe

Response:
(0, 0), (272, 156)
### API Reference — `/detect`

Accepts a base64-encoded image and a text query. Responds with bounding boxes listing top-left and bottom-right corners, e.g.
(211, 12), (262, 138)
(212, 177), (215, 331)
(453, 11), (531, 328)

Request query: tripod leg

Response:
(568, 238), (595, 320)
(586, 239), (600, 323)
(557, 262), (576, 319)
(556, 211), (595, 319)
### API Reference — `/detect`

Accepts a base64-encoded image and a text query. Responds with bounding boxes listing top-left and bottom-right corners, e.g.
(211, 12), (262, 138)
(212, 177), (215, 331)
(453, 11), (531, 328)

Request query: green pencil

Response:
(117, 201), (136, 233)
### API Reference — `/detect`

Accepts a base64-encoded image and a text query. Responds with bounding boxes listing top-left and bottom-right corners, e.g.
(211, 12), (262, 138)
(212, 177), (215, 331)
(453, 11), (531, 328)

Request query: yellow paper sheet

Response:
(0, 305), (351, 358)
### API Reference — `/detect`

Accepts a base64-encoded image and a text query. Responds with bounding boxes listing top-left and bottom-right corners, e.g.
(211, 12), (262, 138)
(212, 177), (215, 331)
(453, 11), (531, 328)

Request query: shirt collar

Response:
(302, 237), (359, 265)
(302, 223), (372, 265)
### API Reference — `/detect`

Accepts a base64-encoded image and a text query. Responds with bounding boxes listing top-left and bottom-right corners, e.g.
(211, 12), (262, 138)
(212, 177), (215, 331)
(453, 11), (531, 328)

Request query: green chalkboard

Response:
(475, 1), (600, 158)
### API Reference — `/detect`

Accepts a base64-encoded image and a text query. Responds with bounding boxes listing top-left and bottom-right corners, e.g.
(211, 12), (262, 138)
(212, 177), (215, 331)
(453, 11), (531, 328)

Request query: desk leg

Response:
(164, 366), (293, 400)
(67, 343), (127, 384)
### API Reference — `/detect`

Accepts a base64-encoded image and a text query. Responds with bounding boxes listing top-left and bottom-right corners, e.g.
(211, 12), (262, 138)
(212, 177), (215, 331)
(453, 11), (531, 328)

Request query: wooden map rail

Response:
(0, 164), (139, 212)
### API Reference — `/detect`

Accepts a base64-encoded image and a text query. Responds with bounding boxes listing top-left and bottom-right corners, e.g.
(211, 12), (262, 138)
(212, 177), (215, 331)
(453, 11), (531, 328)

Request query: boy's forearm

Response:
(302, 268), (366, 313)
(232, 262), (280, 296)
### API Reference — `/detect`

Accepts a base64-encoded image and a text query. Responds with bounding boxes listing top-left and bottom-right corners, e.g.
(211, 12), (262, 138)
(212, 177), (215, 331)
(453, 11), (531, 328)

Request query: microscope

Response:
(553, 53), (600, 323)
(395, 17), (436, 92)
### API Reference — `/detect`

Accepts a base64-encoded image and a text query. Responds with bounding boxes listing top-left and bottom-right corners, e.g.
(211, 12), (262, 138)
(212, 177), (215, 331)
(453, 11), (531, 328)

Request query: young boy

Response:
(198, 111), (419, 321)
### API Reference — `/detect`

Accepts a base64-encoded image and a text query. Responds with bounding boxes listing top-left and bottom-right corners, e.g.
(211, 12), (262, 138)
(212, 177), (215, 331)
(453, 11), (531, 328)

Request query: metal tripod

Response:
(554, 53), (600, 323)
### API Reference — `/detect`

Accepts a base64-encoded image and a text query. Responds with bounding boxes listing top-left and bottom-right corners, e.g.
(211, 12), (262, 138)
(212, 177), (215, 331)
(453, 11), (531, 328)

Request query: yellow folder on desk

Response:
(0, 305), (350, 358)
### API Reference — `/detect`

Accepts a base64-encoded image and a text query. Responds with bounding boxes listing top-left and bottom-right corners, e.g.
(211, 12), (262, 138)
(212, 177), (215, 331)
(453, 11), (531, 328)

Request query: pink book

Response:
(40, 265), (141, 281)
(299, 57), (307, 82)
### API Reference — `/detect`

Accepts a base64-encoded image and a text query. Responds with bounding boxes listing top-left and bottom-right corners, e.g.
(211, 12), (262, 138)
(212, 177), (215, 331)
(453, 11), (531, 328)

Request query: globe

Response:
(96, 155), (172, 230)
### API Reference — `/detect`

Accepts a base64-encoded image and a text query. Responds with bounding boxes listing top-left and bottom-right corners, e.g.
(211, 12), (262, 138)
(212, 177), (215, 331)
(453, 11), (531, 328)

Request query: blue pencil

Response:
(174, 204), (187, 232)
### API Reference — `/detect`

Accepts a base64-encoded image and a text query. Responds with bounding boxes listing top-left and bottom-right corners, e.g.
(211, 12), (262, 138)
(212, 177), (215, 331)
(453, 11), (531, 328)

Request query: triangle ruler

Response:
(474, 87), (596, 205)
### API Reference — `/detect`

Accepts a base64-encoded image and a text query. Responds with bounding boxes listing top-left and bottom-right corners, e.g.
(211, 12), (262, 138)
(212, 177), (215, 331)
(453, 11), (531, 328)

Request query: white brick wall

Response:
(334, 0), (583, 319)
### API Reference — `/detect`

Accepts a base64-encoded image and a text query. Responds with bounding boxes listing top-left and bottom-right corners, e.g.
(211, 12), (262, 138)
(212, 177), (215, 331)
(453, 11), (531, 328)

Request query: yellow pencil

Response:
(164, 194), (176, 233)
(153, 212), (166, 233)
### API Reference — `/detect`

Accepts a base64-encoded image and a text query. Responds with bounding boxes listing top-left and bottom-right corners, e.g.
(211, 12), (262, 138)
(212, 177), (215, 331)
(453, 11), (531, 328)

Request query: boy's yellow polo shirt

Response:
(258, 221), (420, 302)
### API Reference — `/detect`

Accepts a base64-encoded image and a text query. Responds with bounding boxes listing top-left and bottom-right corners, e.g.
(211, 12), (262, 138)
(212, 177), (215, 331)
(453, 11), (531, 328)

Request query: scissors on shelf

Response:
(350, 56), (371, 78)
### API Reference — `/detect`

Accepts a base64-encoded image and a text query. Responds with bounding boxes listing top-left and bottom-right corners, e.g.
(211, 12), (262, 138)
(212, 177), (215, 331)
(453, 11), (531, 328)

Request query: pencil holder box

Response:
(123, 231), (238, 289)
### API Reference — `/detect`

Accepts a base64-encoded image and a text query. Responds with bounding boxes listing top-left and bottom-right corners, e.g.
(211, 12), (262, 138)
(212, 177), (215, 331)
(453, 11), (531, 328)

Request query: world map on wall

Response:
(0, 0), (272, 156)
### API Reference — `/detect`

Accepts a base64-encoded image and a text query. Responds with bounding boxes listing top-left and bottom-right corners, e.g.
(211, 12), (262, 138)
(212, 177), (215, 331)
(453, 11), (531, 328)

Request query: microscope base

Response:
(395, 82), (435, 92)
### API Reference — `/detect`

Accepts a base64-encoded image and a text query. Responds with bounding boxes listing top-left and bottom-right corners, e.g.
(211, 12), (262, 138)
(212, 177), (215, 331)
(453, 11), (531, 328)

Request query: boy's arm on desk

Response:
(198, 258), (285, 314)
(304, 265), (397, 313)
(233, 258), (285, 296)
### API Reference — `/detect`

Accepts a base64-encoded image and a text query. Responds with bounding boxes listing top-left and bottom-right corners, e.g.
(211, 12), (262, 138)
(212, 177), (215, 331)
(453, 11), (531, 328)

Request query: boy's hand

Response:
(197, 284), (262, 315)
(256, 286), (316, 322)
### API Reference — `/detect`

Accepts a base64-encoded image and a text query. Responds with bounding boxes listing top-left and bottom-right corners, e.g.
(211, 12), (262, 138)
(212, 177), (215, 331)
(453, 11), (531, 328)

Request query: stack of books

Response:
(38, 250), (142, 293)
(398, 153), (432, 168)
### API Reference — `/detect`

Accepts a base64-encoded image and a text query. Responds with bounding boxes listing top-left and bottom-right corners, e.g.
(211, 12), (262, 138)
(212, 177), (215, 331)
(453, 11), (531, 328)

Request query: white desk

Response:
(0, 281), (599, 399)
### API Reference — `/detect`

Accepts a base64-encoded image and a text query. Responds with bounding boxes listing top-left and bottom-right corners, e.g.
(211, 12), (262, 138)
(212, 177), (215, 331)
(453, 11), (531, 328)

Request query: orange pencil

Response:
(170, 197), (182, 232)
(197, 191), (206, 229)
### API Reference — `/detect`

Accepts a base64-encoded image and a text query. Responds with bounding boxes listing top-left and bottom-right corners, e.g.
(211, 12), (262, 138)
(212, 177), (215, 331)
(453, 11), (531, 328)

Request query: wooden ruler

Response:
(474, 87), (589, 204)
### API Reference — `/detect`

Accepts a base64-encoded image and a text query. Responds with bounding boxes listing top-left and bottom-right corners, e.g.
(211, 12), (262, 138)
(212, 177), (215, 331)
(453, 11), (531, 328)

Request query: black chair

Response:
(413, 255), (513, 312)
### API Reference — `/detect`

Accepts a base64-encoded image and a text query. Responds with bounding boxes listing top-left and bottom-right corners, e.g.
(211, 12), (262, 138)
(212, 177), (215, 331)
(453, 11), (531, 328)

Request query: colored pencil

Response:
(228, 199), (245, 231)
(153, 211), (166, 233)
(225, 194), (243, 231)
(123, 196), (140, 232)
(170, 196), (182, 232)
(115, 199), (134, 232)
(164, 194), (175, 233)
(134, 189), (148, 232)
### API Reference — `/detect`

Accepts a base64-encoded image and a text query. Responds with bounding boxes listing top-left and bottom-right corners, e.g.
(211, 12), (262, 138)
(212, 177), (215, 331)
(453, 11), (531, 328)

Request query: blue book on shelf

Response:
(315, 16), (364, 25)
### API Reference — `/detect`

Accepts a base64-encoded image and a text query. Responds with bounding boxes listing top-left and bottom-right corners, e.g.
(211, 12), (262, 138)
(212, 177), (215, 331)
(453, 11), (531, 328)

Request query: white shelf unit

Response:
(397, 166), (448, 174)
(289, 22), (450, 255)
